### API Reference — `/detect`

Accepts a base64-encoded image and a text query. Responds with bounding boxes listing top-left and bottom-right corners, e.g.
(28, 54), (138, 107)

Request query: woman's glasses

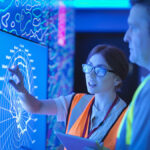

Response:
(82, 64), (115, 77)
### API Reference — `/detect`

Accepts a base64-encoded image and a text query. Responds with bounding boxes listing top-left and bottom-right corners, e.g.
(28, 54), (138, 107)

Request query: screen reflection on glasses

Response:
(82, 64), (115, 77)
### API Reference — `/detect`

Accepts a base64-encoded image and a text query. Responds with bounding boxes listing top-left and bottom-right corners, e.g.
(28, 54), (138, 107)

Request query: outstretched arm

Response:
(8, 65), (57, 115)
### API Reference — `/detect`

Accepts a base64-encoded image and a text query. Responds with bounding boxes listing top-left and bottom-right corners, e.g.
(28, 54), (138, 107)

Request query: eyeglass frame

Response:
(82, 63), (115, 77)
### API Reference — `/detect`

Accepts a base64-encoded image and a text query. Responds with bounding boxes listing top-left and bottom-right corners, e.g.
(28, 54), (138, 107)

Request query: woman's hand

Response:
(8, 65), (27, 93)
(8, 65), (57, 115)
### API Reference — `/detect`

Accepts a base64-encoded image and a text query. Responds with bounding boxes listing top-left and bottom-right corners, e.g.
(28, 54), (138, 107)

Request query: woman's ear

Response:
(114, 76), (122, 87)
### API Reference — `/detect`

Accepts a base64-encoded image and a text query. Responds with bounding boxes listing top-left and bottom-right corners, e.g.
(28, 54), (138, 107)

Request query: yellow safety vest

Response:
(117, 75), (150, 145)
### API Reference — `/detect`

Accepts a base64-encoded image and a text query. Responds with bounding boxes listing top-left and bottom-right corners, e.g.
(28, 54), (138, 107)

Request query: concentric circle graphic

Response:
(0, 44), (37, 150)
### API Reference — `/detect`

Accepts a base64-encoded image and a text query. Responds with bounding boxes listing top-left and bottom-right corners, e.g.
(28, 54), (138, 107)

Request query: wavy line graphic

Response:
(0, 0), (14, 12)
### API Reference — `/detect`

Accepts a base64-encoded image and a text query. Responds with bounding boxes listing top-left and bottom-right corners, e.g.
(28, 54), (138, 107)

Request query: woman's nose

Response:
(88, 69), (96, 77)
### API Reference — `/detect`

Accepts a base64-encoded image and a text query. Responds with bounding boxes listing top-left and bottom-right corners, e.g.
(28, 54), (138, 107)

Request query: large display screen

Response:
(0, 30), (48, 150)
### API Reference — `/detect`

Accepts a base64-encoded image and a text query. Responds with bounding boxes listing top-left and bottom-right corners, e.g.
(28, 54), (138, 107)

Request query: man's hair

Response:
(130, 0), (150, 32)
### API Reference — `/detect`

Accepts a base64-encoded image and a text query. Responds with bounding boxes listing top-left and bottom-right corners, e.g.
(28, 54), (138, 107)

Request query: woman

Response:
(8, 44), (129, 150)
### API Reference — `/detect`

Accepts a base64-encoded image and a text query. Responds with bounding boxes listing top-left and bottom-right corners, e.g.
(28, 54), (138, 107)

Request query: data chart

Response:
(0, 30), (48, 150)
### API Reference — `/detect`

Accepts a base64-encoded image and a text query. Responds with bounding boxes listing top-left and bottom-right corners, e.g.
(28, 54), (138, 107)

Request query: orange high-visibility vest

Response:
(66, 93), (94, 137)
(66, 93), (127, 150)
(103, 107), (127, 150)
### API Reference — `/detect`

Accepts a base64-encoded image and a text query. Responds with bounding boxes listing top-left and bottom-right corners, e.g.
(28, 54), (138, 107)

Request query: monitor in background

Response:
(64, 0), (130, 9)
(0, 30), (48, 150)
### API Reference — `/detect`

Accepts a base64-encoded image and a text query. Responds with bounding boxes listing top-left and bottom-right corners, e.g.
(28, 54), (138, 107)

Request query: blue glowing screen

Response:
(0, 30), (48, 150)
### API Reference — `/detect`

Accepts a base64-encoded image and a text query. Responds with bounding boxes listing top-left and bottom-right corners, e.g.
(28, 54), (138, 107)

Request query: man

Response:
(115, 0), (150, 149)
(81, 1), (150, 149)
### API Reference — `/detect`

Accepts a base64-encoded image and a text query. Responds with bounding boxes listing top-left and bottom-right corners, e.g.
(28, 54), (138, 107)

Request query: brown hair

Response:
(87, 44), (129, 81)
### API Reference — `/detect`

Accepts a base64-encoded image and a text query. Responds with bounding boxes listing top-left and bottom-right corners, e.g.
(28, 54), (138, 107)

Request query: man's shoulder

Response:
(135, 75), (150, 108)
(140, 75), (150, 95)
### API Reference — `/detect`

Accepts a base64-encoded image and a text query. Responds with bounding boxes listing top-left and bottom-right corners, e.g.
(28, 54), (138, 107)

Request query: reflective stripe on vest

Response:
(66, 94), (94, 137)
(117, 75), (150, 145)
(104, 107), (127, 150)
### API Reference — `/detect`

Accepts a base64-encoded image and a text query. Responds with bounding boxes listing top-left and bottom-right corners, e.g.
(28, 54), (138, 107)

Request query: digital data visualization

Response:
(0, 30), (48, 150)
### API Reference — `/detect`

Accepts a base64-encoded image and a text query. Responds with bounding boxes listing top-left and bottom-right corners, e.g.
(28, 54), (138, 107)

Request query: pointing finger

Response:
(8, 66), (23, 81)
